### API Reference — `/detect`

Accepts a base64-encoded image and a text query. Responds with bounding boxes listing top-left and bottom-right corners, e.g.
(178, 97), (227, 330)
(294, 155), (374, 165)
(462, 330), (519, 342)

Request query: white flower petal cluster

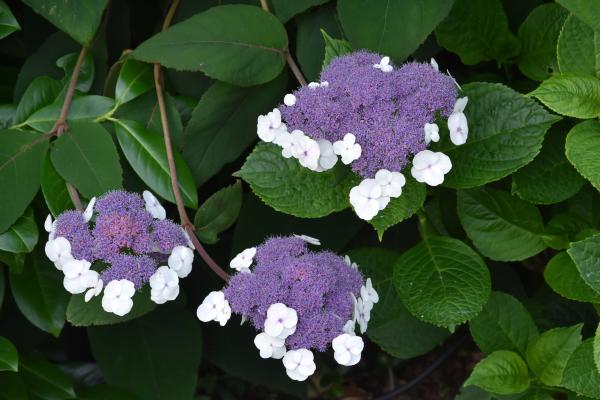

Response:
(410, 150), (452, 186)
(44, 214), (56, 238)
(292, 133), (321, 170)
(143, 190), (166, 220)
(102, 279), (135, 316)
(308, 81), (329, 89)
(282, 349), (316, 381)
(83, 197), (96, 222)
(264, 303), (298, 339)
(373, 56), (393, 73)
(353, 295), (371, 334)
(375, 169), (406, 198)
(448, 97), (469, 145)
(316, 139), (337, 171)
(360, 278), (379, 311)
(197, 291), (232, 326)
(150, 266), (180, 304)
(257, 108), (288, 143)
(62, 259), (100, 295)
(45, 236), (73, 270)
(168, 245), (194, 278)
(293, 234), (320, 246)
(254, 333), (286, 359)
(349, 179), (387, 221)
(230, 247), (256, 273)
(332, 333), (364, 366)
(424, 122), (440, 144)
(333, 133), (361, 165)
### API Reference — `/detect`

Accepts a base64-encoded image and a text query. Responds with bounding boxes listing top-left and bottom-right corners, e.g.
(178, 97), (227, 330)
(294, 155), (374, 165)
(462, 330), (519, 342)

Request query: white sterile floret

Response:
(294, 234), (320, 246)
(430, 58), (439, 72)
(275, 129), (297, 158)
(424, 122), (440, 144)
(45, 237), (73, 270)
(448, 112), (468, 145)
(150, 266), (180, 304)
(375, 169), (406, 198)
(308, 82), (320, 89)
(257, 108), (287, 143)
(315, 139), (337, 171)
(83, 197), (96, 222)
(282, 349), (316, 381)
(320, 81), (329, 88)
(84, 279), (103, 302)
(44, 214), (56, 239)
(283, 93), (296, 106)
(230, 247), (256, 272)
(62, 259), (99, 294)
(360, 278), (379, 311)
(332, 333), (364, 366)
(342, 319), (356, 335)
(453, 96), (468, 113)
(197, 291), (232, 326)
(410, 150), (452, 187)
(353, 295), (371, 334)
(333, 133), (361, 165)
(143, 190), (166, 220)
(168, 245), (194, 278)
(264, 303), (298, 339)
(344, 255), (359, 270)
(101, 279), (135, 316)
(292, 134), (321, 171)
(349, 179), (385, 221)
(373, 56), (393, 73)
(254, 332), (286, 359)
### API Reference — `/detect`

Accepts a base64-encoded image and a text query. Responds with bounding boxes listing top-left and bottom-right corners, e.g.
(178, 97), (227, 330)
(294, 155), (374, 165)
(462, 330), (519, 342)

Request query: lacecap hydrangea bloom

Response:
(256, 51), (469, 221)
(44, 190), (194, 316)
(196, 235), (379, 381)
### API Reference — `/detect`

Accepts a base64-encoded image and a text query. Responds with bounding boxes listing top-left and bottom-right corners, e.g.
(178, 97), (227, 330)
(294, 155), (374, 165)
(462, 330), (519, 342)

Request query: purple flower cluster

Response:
(279, 51), (458, 178)
(224, 236), (363, 352)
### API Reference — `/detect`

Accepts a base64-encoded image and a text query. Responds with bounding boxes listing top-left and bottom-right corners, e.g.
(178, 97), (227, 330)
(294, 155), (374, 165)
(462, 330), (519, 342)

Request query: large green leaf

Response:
(0, 372), (27, 400)
(556, 0), (600, 32)
(0, 130), (49, 232)
(182, 73), (287, 186)
(531, 74), (600, 119)
(132, 5), (287, 87)
(236, 142), (359, 218)
(0, 336), (18, 372)
(40, 154), (73, 217)
(9, 248), (69, 337)
(13, 76), (62, 125)
(544, 252), (600, 303)
(393, 236), (491, 328)
(526, 324), (582, 386)
(0, 208), (38, 254)
(21, 0), (108, 45)
(88, 306), (202, 400)
(349, 248), (449, 358)
(568, 234), (600, 294)
(435, 0), (520, 65)
(434, 82), (560, 189)
(544, 212), (592, 250)
(19, 353), (75, 400)
(50, 121), (123, 198)
(338, 0), (454, 62)
(561, 339), (600, 398)
(565, 120), (600, 191)
(557, 14), (600, 78)
(115, 59), (153, 106)
(457, 187), (545, 261)
(114, 119), (198, 209)
(517, 4), (568, 81)
(0, 1), (20, 39)
(270, 0), (328, 23)
(512, 126), (585, 204)
(465, 351), (530, 395)
(469, 292), (538, 356)
(25, 95), (114, 132)
(194, 182), (242, 244)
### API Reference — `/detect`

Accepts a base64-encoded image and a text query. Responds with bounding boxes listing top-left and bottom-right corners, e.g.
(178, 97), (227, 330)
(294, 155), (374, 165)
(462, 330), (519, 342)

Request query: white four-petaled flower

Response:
(83, 197), (96, 222)
(168, 245), (194, 278)
(448, 112), (468, 145)
(62, 259), (99, 294)
(291, 134), (321, 171)
(315, 139), (337, 171)
(354, 295), (371, 334)
(375, 169), (406, 198)
(254, 332), (286, 359)
(373, 56), (393, 73)
(230, 247), (256, 272)
(143, 191), (166, 220)
(349, 179), (386, 221)
(264, 303), (298, 339)
(45, 237), (73, 270)
(257, 108), (287, 143)
(283, 94), (296, 106)
(150, 266), (180, 304)
(196, 291), (232, 326)
(333, 133), (361, 165)
(424, 123), (440, 144)
(410, 150), (452, 186)
(332, 333), (364, 366)
(293, 234), (320, 246)
(282, 348), (316, 381)
(101, 279), (135, 316)
(360, 278), (379, 312)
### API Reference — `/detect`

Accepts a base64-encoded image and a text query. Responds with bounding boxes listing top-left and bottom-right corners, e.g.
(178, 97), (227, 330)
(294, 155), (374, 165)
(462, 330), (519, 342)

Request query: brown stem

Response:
(154, 0), (229, 282)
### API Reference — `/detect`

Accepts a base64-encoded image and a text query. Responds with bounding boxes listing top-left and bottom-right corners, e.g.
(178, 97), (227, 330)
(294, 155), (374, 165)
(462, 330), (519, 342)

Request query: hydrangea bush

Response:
(1, 0), (600, 399)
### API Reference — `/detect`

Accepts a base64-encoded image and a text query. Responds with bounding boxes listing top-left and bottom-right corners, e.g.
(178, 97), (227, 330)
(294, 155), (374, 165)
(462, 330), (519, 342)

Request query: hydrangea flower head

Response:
(43, 190), (194, 316)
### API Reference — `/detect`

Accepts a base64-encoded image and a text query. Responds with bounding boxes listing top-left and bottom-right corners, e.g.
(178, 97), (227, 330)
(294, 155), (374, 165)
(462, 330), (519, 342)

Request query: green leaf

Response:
(0, 130), (49, 232)
(132, 5), (287, 87)
(9, 248), (69, 336)
(0, 1), (20, 39)
(40, 154), (73, 217)
(56, 52), (95, 93)
(469, 292), (539, 356)
(435, 82), (560, 189)
(13, 76), (62, 125)
(50, 121), (123, 198)
(338, 0), (454, 62)
(526, 324), (583, 386)
(0, 336), (18, 372)
(25, 95), (114, 132)
(545, 252), (600, 303)
(21, 0), (108, 45)
(557, 14), (600, 78)
(556, 0), (600, 32)
(544, 212), (592, 250)
(0, 208), (38, 254)
(66, 286), (156, 327)
(435, 0), (520, 65)
(321, 29), (353, 70)
(561, 339), (600, 398)
(270, 0), (328, 23)
(182, 73), (287, 186)
(512, 126), (585, 205)
(369, 177), (426, 240)
(88, 306), (202, 400)
(517, 4), (568, 81)
(568, 234), (600, 294)
(114, 119), (198, 208)
(520, 389), (556, 400)
(594, 323), (600, 375)
(531, 74), (600, 119)
(457, 187), (545, 261)
(393, 236), (491, 328)
(236, 143), (359, 218)
(349, 248), (449, 358)
(464, 351), (530, 395)
(566, 120), (600, 192)
(115, 59), (153, 106)
(0, 372), (27, 400)
(194, 182), (242, 244)
(19, 353), (75, 400)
